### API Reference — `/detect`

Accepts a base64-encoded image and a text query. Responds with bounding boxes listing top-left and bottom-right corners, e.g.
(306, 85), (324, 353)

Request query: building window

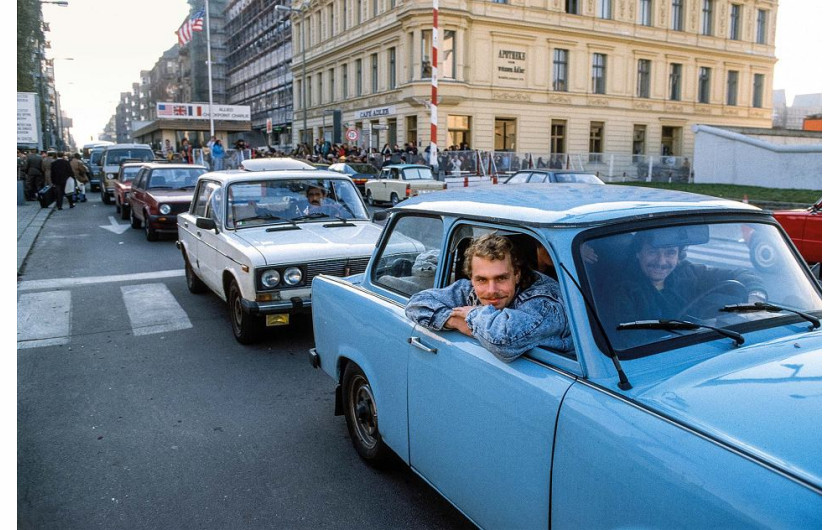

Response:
(342, 64), (348, 99)
(639, 0), (652, 26)
(637, 59), (651, 98)
(752, 73), (765, 108)
(328, 4), (334, 38)
(726, 70), (738, 105)
(447, 115), (471, 149)
(421, 30), (432, 78)
(373, 0), (379, 16)
(317, 72), (323, 105)
(491, 0), (508, 3)
(756, 9), (768, 44)
(329, 68), (335, 102)
(669, 63), (682, 101)
(592, 53), (607, 94)
(565, 0), (580, 14)
(702, 0), (714, 35)
(371, 53), (378, 94)
(406, 115), (418, 145)
(357, 0), (362, 25)
(698, 67), (711, 103)
(306, 76), (312, 107)
(494, 118), (517, 151)
(343, 0), (348, 31)
(672, 0), (684, 31)
(730, 4), (742, 40)
(552, 49), (569, 91)
(589, 122), (604, 163)
(442, 30), (456, 79)
(661, 126), (681, 155)
(388, 47), (397, 89)
(598, 0), (612, 19)
(550, 120), (566, 155)
(355, 58), (362, 96)
(632, 124), (647, 161)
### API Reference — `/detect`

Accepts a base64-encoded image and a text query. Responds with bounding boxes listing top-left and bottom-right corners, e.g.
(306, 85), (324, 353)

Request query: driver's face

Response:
(470, 255), (520, 310)
(637, 243), (679, 287)
(307, 189), (324, 205)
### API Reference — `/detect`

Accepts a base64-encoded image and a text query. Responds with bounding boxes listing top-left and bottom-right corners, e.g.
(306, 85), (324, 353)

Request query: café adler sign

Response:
(496, 48), (526, 83)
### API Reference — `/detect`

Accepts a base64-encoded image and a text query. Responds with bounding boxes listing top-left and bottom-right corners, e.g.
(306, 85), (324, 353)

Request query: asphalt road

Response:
(17, 199), (474, 529)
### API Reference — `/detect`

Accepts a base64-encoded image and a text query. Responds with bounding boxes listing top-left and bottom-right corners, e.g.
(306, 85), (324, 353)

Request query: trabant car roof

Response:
(394, 183), (763, 226)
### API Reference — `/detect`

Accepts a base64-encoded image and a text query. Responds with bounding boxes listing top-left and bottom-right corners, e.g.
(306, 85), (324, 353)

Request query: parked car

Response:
(772, 198), (822, 264)
(100, 143), (156, 204)
(503, 168), (605, 185)
(128, 163), (206, 241)
(176, 169), (394, 344)
(364, 164), (446, 207)
(113, 162), (146, 220)
(86, 147), (107, 192)
(309, 184), (821, 529)
(328, 162), (379, 191)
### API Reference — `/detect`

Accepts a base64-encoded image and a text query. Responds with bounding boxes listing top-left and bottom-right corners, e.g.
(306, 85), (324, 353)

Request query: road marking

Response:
(17, 269), (183, 292)
(17, 291), (71, 349)
(121, 283), (192, 336)
(100, 215), (132, 234)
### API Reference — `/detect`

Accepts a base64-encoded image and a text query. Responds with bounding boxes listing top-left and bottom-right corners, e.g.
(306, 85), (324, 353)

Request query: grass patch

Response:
(613, 181), (820, 206)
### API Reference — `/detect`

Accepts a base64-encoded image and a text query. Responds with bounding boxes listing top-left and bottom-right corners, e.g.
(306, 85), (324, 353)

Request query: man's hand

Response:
(444, 306), (478, 336)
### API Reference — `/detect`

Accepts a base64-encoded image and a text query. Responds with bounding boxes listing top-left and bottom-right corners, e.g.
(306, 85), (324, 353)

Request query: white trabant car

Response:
(176, 169), (388, 344)
(364, 164), (446, 207)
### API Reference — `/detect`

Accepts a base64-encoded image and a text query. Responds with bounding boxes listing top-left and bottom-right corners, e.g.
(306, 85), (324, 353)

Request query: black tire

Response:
(342, 361), (388, 464)
(101, 188), (111, 205)
(228, 281), (262, 344)
(185, 259), (208, 294)
(144, 215), (158, 241)
(129, 206), (142, 229)
(366, 189), (375, 206)
(390, 193), (400, 207)
(115, 202), (121, 216)
(120, 201), (129, 220)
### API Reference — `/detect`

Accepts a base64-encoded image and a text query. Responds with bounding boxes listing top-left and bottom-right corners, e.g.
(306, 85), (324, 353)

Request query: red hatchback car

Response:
(114, 162), (146, 220)
(774, 199), (822, 264)
(128, 163), (207, 241)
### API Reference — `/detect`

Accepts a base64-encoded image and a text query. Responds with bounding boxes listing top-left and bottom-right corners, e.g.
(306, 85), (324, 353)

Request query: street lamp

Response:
(275, 2), (310, 147)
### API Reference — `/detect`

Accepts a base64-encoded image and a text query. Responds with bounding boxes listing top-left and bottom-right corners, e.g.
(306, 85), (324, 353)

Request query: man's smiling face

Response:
(470, 255), (520, 309)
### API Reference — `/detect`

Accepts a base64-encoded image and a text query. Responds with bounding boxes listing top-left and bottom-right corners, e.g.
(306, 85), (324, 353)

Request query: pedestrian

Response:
(180, 138), (193, 164)
(70, 152), (89, 202)
(163, 139), (175, 160)
(23, 149), (45, 200)
(42, 150), (57, 186)
(50, 151), (75, 210)
(211, 137), (225, 171)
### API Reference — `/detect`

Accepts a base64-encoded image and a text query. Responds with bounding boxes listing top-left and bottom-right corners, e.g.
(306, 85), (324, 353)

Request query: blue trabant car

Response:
(309, 184), (821, 528)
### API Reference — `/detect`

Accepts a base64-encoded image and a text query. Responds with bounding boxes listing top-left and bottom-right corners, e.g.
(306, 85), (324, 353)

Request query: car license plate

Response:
(266, 314), (290, 326)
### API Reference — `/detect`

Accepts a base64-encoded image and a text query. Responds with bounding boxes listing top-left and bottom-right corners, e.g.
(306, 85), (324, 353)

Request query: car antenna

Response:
(558, 262), (632, 391)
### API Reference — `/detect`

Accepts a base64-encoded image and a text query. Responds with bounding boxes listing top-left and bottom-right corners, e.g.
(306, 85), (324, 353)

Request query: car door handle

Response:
(408, 337), (437, 354)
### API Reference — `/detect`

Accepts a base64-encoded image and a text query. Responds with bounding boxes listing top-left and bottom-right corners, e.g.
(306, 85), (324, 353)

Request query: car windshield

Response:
(580, 221), (821, 358)
(147, 168), (206, 189)
(105, 148), (154, 165)
(121, 167), (143, 182)
(90, 151), (104, 165)
(347, 164), (378, 175)
(551, 173), (604, 184)
(227, 178), (369, 228)
(403, 167), (434, 180)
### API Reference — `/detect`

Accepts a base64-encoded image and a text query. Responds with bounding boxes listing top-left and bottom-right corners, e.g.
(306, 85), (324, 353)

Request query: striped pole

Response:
(429, 0), (439, 171)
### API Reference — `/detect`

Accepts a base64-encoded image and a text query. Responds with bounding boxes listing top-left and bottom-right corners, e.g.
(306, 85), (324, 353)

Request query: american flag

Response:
(176, 8), (205, 46)
(158, 103), (189, 117)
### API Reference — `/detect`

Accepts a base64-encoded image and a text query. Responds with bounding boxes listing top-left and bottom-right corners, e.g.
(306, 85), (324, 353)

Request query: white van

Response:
(99, 143), (155, 204)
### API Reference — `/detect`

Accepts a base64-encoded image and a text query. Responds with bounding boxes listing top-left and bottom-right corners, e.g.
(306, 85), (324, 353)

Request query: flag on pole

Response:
(177, 8), (205, 46)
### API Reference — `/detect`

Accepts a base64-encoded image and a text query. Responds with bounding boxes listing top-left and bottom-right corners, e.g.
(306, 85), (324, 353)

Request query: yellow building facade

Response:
(290, 0), (776, 169)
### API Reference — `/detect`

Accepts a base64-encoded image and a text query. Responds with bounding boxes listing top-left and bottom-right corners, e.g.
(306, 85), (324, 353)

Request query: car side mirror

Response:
(373, 210), (390, 222)
(196, 216), (218, 232)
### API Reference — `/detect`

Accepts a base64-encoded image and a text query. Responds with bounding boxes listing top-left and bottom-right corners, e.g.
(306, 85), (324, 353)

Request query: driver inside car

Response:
(610, 227), (767, 325)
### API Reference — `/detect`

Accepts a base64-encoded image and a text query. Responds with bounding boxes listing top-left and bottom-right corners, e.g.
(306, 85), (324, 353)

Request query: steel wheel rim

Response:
(350, 376), (378, 449)
(231, 289), (243, 329)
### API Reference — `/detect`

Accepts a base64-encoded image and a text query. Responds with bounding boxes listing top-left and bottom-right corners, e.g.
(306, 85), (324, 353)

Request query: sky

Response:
(20, 0), (833, 145)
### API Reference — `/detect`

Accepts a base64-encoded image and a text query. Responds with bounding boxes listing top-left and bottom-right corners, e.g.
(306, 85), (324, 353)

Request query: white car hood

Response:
(231, 221), (384, 266)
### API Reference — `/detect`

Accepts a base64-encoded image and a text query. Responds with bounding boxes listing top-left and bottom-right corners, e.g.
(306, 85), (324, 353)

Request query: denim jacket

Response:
(405, 272), (574, 362)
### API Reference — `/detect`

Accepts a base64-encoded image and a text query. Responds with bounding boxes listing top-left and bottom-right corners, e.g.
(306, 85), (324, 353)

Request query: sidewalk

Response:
(17, 200), (52, 275)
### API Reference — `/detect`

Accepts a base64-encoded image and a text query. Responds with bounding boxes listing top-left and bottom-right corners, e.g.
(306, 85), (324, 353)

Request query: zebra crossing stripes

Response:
(120, 283), (193, 336)
(17, 291), (72, 350)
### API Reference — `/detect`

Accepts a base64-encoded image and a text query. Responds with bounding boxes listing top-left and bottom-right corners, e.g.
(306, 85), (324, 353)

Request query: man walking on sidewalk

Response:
(50, 152), (75, 210)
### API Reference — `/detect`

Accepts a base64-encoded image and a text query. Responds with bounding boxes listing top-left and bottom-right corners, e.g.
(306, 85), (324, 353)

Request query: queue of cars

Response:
(99, 150), (820, 527)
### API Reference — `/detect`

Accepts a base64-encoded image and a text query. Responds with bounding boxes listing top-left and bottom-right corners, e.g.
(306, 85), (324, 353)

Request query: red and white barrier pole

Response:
(429, 0), (439, 172)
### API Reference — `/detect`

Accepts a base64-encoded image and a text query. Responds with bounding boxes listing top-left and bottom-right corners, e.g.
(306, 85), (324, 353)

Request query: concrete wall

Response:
(692, 125), (821, 190)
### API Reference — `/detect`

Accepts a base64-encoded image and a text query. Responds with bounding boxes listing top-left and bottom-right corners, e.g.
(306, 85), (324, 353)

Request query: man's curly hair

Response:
(463, 234), (535, 288)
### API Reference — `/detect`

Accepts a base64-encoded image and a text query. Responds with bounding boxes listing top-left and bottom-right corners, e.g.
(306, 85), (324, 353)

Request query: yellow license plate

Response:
(266, 314), (290, 326)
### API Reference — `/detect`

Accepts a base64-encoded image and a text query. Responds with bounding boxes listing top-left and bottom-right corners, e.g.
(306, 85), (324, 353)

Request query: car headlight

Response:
(159, 204), (171, 214)
(283, 267), (303, 286)
(106, 173), (116, 180)
(261, 269), (281, 288)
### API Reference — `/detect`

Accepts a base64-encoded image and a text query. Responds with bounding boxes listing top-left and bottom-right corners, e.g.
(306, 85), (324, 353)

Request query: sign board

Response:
(156, 102), (251, 122)
(345, 128), (359, 142)
(495, 47), (527, 84)
(17, 92), (40, 145)
(354, 106), (396, 120)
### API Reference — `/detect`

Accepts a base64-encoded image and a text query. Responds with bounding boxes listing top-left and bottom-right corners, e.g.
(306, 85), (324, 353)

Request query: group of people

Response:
(404, 229), (765, 363)
(19, 149), (90, 210)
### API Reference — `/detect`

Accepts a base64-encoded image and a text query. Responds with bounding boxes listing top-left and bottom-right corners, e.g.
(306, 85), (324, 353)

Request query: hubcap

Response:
(351, 377), (378, 449)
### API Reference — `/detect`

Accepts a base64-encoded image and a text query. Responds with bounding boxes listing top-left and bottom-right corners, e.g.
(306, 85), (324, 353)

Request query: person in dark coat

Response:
(23, 150), (44, 200)
(50, 152), (75, 210)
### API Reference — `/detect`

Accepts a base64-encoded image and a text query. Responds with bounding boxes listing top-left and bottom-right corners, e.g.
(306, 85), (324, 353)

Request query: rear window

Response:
(104, 148), (154, 165)
(90, 151), (104, 165)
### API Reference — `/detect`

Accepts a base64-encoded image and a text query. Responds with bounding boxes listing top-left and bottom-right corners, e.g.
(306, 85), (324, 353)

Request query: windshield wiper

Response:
(617, 319), (744, 346)
(721, 302), (821, 330)
(235, 214), (296, 225)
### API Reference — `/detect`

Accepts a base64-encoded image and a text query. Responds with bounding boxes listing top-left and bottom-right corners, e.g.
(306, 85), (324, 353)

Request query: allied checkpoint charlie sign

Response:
(156, 102), (251, 121)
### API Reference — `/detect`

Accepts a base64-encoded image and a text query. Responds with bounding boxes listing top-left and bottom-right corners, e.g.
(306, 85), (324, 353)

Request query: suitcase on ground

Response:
(37, 185), (56, 208)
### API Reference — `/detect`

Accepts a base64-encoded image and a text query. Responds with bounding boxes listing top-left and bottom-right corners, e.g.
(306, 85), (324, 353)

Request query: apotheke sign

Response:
(495, 48), (527, 83)
(354, 106), (396, 120)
